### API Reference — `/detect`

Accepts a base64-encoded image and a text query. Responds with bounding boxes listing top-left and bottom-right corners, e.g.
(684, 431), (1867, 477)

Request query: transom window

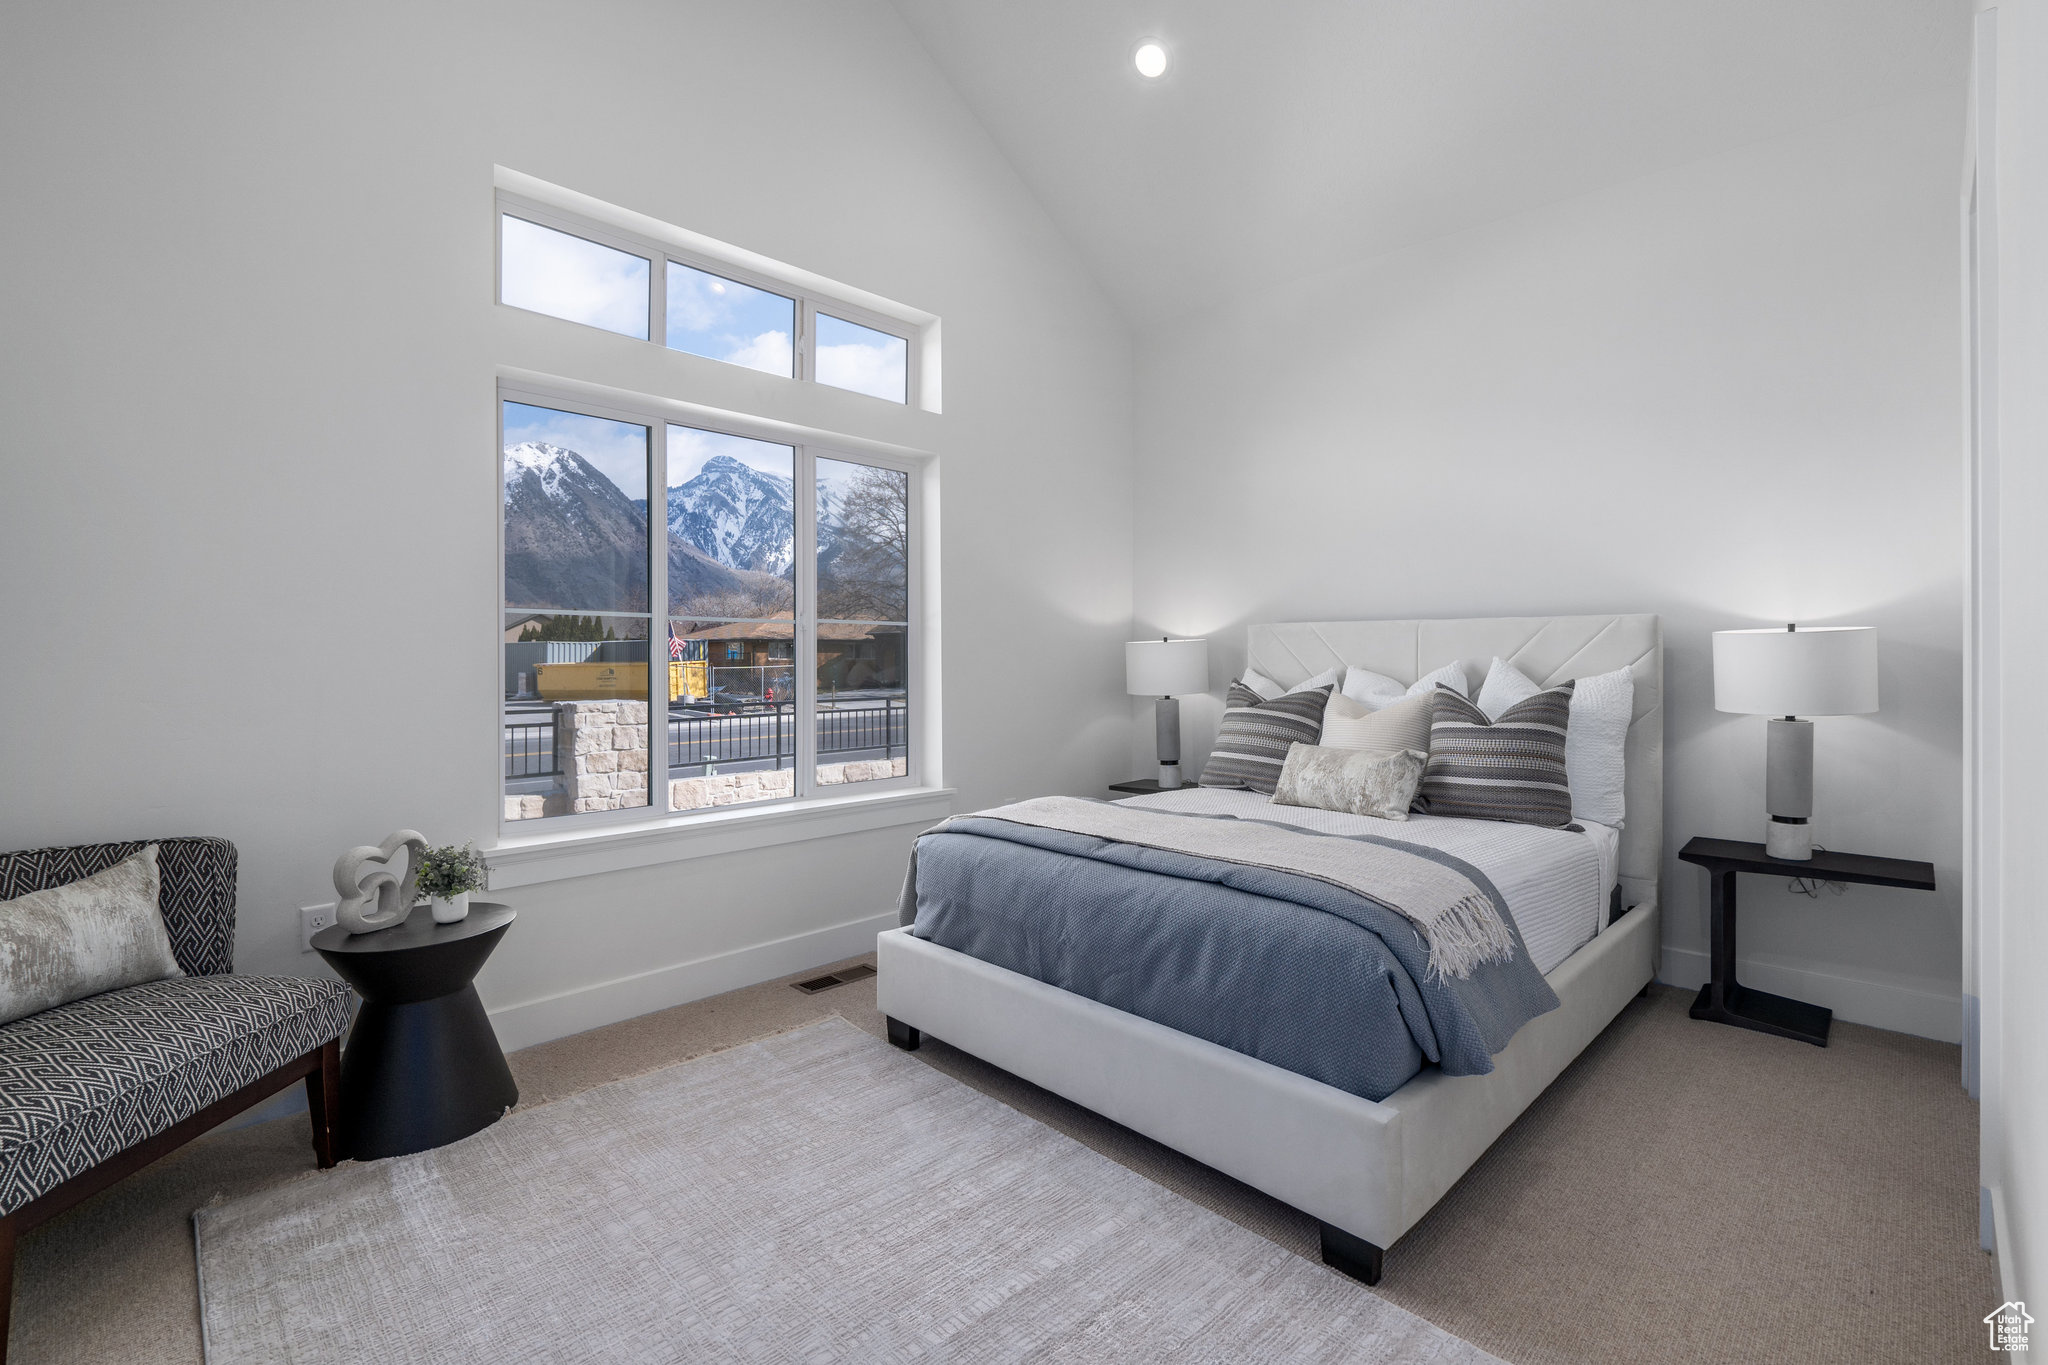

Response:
(498, 201), (916, 405)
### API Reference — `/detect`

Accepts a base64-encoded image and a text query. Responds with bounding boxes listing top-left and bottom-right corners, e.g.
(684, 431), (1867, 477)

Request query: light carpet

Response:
(192, 1016), (1493, 1364)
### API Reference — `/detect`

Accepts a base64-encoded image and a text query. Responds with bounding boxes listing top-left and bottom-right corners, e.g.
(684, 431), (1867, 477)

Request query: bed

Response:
(876, 614), (1662, 1284)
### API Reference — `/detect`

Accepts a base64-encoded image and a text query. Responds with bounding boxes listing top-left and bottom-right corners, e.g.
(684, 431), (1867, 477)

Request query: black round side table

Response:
(312, 902), (518, 1161)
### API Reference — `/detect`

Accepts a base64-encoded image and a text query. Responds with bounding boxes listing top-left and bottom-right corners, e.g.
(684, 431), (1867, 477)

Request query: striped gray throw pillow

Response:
(1199, 681), (1332, 794)
(1416, 682), (1575, 827)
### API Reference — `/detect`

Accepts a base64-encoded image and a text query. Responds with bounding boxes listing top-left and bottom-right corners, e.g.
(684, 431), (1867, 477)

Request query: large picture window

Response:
(501, 393), (917, 825)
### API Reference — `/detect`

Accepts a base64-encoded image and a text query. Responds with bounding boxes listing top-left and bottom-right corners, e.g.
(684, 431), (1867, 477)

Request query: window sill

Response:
(486, 785), (955, 890)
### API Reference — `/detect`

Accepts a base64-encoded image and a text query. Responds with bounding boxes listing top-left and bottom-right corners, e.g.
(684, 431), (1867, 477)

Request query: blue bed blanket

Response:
(904, 814), (1561, 1102)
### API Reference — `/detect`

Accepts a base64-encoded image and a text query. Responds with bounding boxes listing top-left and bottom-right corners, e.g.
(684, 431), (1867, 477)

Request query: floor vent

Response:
(792, 963), (877, 994)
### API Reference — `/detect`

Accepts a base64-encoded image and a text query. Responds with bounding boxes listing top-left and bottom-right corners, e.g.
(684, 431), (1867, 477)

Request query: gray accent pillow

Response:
(0, 844), (184, 1025)
(1416, 682), (1576, 827)
(1198, 681), (1332, 794)
(1272, 745), (1430, 821)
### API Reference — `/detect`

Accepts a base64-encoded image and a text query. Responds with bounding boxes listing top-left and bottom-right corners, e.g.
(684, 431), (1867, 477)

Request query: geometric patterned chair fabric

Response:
(0, 837), (238, 978)
(0, 975), (352, 1217)
(0, 838), (353, 1218)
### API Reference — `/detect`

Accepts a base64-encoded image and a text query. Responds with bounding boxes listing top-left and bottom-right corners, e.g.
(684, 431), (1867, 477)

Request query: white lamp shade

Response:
(1712, 626), (1878, 716)
(1126, 638), (1208, 697)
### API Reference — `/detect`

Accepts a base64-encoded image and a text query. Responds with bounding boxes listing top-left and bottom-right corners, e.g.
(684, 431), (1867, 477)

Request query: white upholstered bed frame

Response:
(876, 614), (1663, 1284)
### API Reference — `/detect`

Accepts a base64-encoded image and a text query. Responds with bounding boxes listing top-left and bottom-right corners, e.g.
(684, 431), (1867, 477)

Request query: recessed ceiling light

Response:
(1133, 41), (1167, 79)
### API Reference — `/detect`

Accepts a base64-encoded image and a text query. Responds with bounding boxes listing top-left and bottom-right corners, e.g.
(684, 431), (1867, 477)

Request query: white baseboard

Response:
(1659, 946), (1961, 1043)
(485, 909), (899, 1052)
(207, 911), (897, 1136)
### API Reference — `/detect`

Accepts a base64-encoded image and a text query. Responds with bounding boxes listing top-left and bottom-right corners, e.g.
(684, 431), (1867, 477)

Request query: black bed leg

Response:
(1318, 1222), (1384, 1286)
(885, 1016), (921, 1051)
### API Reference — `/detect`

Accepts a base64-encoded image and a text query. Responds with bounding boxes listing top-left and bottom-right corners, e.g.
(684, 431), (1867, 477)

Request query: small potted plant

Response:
(414, 843), (488, 925)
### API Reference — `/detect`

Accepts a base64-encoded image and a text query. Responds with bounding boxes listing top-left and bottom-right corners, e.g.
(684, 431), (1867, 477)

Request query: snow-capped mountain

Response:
(503, 441), (750, 613)
(667, 455), (797, 575)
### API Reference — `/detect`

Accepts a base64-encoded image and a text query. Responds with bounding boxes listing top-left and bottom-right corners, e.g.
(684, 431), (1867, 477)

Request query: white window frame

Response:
(496, 192), (925, 407)
(495, 378), (928, 843)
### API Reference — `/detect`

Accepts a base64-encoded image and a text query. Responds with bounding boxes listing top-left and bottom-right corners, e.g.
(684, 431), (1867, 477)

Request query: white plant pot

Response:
(429, 892), (471, 925)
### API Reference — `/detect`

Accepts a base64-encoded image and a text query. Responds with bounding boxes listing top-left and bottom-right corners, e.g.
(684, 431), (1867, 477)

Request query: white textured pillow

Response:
(1321, 689), (1434, 756)
(1242, 664), (1344, 701)
(0, 845), (184, 1026)
(1477, 658), (1634, 827)
(1341, 661), (1468, 711)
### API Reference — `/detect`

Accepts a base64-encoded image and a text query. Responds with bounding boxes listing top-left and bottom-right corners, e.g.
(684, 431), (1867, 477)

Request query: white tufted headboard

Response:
(1246, 614), (1664, 909)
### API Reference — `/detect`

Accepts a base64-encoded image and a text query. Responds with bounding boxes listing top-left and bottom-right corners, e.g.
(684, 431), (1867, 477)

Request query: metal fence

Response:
(668, 697), (907, 771)
(503, 698), (907, 780)
(504, 721), (560, 777)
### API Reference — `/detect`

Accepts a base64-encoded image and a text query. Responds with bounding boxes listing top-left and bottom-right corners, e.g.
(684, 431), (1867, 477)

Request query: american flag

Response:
(669, 623), (685, 661)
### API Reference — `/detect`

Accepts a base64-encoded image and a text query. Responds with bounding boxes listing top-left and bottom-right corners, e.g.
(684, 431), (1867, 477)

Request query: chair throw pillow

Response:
(0, 845), (184, 1026)
(1320, 688), (1434, 757)
(1416, 682), (1576, 828)
(1199, 681), (1332, 794)
(1273, 744), (1429, 822)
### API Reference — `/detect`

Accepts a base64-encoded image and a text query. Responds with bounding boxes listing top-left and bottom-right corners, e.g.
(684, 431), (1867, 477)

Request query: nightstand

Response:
(1677, 837), (1936, 1047)
(1107, 778), (1199, 796)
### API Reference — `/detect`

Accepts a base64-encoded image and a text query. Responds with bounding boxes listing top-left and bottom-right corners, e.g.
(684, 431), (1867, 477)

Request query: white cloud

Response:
(500, 217), (649, 340)
(722, 330), (793, 376)
(816, 341), (906, 403)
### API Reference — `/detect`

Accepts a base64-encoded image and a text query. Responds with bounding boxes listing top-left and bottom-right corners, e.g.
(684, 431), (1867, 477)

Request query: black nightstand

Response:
(1677, 837), (1936, 1047)
(1107, 778), (1199, 796)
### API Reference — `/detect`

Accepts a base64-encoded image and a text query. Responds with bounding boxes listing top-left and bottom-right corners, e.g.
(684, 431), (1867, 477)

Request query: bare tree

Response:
(819, 467), (909, 620)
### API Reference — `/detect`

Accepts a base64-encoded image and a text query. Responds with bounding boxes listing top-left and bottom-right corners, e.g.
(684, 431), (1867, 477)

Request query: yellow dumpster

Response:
(537, 661), (708, 701)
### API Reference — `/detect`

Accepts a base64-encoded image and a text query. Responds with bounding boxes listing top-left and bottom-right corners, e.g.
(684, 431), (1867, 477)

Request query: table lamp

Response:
(1126, 637), (1209, 789)
(1712, 623), (1878, 860)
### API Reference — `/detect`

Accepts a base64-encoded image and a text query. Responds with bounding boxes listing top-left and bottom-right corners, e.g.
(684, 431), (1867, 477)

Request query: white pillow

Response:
(1240, 667), (1283, 700)
(1341, 661), (1468, 711)
(1476, 657), (1634, 827)
(1242, 664), (1343, 701)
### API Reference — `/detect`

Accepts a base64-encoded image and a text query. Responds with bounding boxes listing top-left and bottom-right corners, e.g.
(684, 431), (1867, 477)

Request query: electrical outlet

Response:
(300, 903), (336, 951)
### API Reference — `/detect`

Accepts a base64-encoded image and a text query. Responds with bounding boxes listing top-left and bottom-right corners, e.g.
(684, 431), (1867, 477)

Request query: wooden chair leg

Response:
(1, 1212), (18, 1365)
(305, 1039), (341, 1169)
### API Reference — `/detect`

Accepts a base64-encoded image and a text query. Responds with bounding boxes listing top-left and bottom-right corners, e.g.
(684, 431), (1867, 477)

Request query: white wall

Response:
(0, 0), (1134, 1044)
(1977, 0), (2048, 1310)
(1132, 91), (1967, 1039)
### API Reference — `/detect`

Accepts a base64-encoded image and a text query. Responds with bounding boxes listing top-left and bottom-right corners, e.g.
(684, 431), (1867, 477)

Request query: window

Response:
(815, 314), (908, 403)
(500, 218), (650, 341)
(498, 197), (922, 406)
(502, 394), (918, 824)
(497, 186), (929, 834)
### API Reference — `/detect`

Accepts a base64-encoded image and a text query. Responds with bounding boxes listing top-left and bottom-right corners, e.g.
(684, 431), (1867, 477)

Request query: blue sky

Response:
(500, 217), (648, 339)
(501, 214), (907, 401)
(815, 314), (907, 403)
(667, 263), (793, 376)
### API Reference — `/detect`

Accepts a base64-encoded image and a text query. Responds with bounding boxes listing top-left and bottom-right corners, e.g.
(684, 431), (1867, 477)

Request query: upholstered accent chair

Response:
(0, 838), (353, 1357)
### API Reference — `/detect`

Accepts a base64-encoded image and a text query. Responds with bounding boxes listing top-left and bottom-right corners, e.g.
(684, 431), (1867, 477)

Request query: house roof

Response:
(677, 612), (902, 642)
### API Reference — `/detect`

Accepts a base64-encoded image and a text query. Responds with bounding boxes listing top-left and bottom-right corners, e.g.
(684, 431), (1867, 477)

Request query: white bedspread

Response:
(1120, 788), (1606, 976)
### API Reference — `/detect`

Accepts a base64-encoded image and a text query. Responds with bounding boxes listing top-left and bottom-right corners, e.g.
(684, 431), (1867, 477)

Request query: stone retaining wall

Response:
(506, 750), (907, 821)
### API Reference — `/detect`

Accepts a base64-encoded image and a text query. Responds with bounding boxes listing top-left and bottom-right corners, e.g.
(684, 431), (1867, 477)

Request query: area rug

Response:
(194, 1017), (1496, 1363)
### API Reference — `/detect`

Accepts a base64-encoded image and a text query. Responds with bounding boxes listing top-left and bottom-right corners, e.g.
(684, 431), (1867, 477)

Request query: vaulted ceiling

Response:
(890, 0), (1970, 328)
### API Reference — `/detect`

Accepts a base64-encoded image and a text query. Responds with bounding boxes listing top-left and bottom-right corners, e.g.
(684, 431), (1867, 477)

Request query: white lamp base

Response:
(1766, 819), (1812, 861)
(1157, 763), (1183, 790)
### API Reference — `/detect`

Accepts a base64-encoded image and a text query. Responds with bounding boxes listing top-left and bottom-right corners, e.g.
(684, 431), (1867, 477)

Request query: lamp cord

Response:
(1788, 847), (1846, 900)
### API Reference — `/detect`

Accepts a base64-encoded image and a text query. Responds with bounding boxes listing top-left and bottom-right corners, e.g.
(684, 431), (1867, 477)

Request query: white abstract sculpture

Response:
(332, 830), (428, 935)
